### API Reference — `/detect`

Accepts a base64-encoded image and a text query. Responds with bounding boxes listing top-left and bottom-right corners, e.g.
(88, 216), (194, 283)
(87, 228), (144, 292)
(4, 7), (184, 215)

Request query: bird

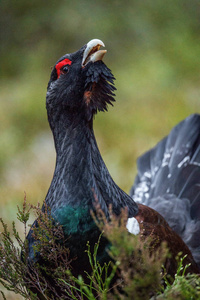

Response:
(26, 39), (200, 295)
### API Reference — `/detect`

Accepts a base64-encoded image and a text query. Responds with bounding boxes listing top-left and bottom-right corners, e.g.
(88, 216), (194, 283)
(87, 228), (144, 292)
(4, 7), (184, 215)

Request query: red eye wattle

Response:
(56, 59), (72, 78)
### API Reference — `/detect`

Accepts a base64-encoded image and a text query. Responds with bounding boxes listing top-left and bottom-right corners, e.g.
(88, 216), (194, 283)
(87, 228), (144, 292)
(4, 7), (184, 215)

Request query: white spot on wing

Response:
(126, 217), (140, 235)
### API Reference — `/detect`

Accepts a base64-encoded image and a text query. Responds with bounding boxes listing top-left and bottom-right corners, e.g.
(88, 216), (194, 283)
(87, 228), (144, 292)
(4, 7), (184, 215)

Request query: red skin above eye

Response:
(56, 59), (72, 78)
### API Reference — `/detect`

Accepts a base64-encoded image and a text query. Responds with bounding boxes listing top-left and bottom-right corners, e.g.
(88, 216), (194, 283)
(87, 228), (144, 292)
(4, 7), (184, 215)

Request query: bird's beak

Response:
(82, 39), (107, 67)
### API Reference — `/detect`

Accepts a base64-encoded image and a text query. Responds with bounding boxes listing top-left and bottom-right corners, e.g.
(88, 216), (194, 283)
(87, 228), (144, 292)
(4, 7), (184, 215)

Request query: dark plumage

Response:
(26, 39), (200, 294)
(130, 114), (200, 270)
(27, 39), (138, 278)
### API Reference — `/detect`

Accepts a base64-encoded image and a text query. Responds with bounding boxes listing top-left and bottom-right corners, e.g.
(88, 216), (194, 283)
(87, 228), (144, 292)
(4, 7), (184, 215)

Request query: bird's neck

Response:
(46, 108), (138, 222)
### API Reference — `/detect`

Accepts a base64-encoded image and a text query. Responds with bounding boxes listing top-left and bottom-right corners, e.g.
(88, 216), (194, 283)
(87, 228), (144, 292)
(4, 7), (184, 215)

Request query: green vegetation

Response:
(1, 198), (199, 299)
(1, 1), (200, 298)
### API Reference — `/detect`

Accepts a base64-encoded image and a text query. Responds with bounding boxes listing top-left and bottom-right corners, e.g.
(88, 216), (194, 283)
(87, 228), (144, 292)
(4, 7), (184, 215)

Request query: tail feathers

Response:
(131, 114), (200, 211)
(176, 165), (200, 219)
(130, 114), (200, 268)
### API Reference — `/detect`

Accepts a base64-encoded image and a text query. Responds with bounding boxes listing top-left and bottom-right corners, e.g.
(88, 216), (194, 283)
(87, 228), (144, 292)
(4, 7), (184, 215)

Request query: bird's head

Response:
(46, 39), (116, 122)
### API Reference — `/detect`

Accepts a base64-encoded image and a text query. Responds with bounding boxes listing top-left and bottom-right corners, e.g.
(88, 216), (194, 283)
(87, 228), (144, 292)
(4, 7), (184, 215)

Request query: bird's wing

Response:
(130, 114), (200, 268)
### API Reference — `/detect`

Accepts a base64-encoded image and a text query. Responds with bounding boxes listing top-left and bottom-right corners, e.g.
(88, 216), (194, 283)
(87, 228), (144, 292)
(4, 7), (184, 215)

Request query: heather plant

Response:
(0, 197), (199, 299)
(0, 196), (79, 299)
(157, 255), (200, 300)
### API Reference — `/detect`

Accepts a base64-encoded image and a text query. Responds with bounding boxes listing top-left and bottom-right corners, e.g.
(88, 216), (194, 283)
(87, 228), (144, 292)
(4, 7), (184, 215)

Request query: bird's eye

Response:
(55, 58), (72, 79)
(60, 65), (69, 75)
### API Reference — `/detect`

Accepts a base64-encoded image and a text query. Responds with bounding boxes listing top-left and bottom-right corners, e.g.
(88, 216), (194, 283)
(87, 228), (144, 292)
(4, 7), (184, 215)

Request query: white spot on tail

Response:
(126, 217), (140, 235)
(177, 156), (190, 168)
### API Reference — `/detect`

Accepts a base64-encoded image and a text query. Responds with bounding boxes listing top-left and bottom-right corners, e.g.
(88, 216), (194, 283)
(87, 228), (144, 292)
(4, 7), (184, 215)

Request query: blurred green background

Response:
(1, 0), (200, 298)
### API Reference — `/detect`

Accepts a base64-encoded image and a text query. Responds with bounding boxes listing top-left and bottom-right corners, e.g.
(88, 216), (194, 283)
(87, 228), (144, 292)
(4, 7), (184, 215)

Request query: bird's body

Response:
(27, 40), (138, 278)
(26, 40), (200, 295)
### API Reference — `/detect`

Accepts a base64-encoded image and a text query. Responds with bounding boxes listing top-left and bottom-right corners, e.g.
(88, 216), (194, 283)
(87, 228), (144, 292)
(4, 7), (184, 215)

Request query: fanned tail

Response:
(130, 114), (200, 268)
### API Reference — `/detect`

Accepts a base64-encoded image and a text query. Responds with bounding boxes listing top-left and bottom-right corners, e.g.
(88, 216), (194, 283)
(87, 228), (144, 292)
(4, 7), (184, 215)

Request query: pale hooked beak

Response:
(82, 39), (107, 67)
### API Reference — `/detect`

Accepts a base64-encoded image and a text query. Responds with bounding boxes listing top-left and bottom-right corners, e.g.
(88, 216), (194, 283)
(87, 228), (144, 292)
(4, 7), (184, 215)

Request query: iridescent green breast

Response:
(53, 205), (95, 235)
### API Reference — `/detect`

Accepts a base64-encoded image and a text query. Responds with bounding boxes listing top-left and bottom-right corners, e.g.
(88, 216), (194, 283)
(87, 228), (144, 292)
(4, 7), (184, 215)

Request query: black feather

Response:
(83, 61), (116, 121)
(130, 114), (200, 268)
